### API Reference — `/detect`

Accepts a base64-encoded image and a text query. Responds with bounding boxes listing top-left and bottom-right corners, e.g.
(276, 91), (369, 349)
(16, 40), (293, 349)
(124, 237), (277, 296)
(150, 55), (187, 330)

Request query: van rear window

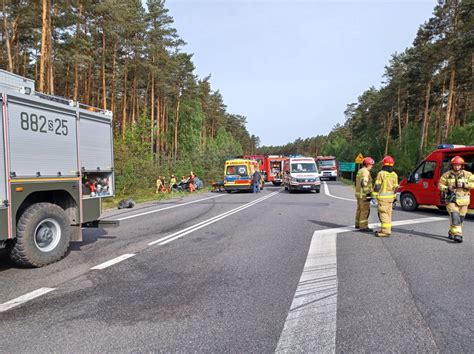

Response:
(226, 165), (248, 176)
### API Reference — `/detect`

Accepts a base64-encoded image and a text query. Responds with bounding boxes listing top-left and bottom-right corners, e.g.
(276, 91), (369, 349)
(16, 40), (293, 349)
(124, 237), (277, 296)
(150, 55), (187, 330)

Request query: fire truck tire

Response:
(400, 193), (418, 211)
(226, 190), (232, 194)
(10, 203), (71, 267)
(437, 205), (446, 211)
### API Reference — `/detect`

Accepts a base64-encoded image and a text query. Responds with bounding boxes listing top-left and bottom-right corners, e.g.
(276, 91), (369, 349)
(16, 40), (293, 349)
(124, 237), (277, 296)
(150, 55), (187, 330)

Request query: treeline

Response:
(1, 0), (258, 194)
(260, 0), (473, 176)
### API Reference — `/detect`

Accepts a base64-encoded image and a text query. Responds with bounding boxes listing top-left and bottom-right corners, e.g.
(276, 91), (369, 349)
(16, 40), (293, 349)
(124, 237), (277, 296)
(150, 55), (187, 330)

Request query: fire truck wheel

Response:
(10, 203), (71, 267)
(400, 193), (418, 211)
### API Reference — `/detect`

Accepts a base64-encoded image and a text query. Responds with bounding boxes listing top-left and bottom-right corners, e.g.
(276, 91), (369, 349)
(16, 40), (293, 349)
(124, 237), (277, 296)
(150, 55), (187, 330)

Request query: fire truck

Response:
(243, 155), (286, 185)
(316, 156), (338, 181)
(267, 155), (285, 185)
(0, 70), (115, 267)
(397, 145), (474, 211)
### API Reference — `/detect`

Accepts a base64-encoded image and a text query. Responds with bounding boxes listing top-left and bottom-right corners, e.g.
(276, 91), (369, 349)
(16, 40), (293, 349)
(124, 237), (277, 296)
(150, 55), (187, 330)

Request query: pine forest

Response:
(1, 0), (473, 198)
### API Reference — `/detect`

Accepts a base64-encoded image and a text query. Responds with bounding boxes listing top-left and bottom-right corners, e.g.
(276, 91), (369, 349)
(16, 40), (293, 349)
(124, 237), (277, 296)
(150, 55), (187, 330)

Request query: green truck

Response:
(0, 70), (115, 267)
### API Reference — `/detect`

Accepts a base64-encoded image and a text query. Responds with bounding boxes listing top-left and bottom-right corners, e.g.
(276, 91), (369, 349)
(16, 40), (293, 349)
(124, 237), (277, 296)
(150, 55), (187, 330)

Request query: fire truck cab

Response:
(316, 156), (338, 181)
(397, 145), (474, 211)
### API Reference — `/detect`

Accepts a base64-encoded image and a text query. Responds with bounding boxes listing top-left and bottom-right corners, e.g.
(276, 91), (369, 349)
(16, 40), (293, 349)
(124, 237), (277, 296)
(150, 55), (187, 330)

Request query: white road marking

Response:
(149, 191), (280, 246)
(323, 181), (356, 202)
(115, 194), (227, 221)
(90, 254), (135, 270)
(276, 216), (445, 352)
(276, 227), (338, 352)
(0, 288), (55, 313)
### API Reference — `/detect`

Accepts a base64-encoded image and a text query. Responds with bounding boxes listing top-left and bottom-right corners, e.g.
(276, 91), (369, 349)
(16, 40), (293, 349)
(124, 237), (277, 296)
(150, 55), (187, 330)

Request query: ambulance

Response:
(283, 156), (321, 193)
(223, 159), (263, 193)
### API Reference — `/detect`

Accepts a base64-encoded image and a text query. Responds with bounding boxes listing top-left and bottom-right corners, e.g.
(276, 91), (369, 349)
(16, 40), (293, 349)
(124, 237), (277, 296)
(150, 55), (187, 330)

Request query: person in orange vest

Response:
(439, 156), (474, 243)
(355, 157), (375, 232)
(372, 156), (398, 237)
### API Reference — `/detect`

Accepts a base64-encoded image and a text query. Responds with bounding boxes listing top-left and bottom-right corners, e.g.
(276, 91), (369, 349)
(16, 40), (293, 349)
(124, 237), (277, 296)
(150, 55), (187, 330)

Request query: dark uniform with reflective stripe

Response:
(355, 167), (373, 229)
(439, 169), (474, 237)
(372, 169), (398, 236)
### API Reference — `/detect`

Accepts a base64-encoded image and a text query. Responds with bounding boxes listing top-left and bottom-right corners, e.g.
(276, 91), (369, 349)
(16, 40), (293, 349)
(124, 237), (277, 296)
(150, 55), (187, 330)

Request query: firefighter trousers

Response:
(377, 200), (393, 235)
(355, 198), (370, 229)
(446, 202), (468, 236)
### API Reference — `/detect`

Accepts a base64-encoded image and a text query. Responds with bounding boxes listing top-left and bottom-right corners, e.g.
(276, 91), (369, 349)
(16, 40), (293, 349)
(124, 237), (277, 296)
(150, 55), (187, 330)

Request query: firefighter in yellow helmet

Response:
(355, 157), (375, 232)
(438, 156), (474, 243)
(372, 156), (398, 237)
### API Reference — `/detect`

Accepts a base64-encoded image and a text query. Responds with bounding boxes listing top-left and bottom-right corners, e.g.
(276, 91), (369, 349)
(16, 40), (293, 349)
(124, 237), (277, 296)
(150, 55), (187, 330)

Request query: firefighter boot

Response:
(359, 228), (373, 233)
(454, 235), (463, 243)
(375, 231), (390, 237)
(448, 232), (454, 240)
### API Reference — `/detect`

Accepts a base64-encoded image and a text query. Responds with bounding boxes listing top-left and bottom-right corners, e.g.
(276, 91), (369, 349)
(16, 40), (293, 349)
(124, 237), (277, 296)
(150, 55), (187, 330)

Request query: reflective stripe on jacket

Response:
(439, 170), (474, 206)
(355, 167), (373, 199)
(372, 170), (398, 201)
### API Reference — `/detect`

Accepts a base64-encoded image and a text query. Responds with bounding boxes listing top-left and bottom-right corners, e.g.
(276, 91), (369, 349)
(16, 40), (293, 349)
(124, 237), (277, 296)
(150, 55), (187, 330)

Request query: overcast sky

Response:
(165, 0), (436, 146)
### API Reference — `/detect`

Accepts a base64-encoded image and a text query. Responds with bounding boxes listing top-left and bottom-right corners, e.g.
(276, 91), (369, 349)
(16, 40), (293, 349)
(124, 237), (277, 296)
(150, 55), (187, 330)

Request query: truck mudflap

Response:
(82, 219), (120, 228)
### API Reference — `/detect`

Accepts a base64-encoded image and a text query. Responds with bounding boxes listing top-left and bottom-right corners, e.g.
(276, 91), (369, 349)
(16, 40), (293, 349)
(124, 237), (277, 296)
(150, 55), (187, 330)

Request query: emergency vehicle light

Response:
(437, 144), (466, 150)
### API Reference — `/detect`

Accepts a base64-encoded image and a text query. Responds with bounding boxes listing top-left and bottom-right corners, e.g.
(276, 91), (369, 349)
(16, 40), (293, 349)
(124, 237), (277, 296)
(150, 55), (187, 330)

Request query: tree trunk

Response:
(3, 0), (13, 72)
(150, 75), (155, 154)
(101, 29), (107, 110)
(110, 42), (117, 117)
(397, 86), (402, 145)
(384, 109), (393, 156)
(121, 56), (128, 140)
(419, 80), (432, 158)
(73, 1), (83, 101)
(436, 74), (447, 145)
(64, 63), (70, 97)
(443, 68), (456, 141)
(48, 1), (56, 94)
(39, 0), (49, 93)
(174, 97), (181, 162)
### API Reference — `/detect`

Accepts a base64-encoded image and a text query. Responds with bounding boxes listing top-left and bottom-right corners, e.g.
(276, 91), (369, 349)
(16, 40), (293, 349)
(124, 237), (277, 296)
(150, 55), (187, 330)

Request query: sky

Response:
(164, 0), (437, 146)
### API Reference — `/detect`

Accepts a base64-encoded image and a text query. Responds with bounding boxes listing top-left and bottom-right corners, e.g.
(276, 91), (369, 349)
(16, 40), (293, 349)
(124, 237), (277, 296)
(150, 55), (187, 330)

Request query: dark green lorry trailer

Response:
(0, 70), (115, 267)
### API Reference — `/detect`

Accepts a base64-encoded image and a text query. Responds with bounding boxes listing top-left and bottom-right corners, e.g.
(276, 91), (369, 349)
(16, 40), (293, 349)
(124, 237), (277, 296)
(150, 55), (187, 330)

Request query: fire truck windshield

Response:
(319, 160), (335, 166)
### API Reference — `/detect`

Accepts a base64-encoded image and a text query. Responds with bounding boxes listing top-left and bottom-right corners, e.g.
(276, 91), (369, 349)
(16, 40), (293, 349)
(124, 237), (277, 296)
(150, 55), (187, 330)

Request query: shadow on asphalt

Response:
(309, 220), (348, 229)
(0, 229), (116, 271)
(391, 227), (452, 243)
(69, 228), (114, 251)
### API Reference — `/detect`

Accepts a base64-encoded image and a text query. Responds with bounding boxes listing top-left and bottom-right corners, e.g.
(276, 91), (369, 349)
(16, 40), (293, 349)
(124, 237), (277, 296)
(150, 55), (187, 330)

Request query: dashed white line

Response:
(0, 287), (55, 313)
(115, 194), (227, 221)
(90, 254), (136, 270)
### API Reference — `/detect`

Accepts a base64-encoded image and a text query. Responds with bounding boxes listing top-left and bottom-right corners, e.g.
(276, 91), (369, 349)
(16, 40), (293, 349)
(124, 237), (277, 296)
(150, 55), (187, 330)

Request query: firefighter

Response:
(372, 156), (398, 237)
(355, 156), (375, 232)
(438, 156), (474, 243)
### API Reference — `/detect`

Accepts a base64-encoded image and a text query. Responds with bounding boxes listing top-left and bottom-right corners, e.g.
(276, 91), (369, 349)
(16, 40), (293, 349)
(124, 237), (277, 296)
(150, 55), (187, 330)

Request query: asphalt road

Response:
(0, 181), (472, 352)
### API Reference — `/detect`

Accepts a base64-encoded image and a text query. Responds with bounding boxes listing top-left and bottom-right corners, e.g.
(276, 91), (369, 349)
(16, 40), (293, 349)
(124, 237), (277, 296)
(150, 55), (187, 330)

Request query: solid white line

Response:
(276, 228), (338, 352)
(90, 254), (135, 270)
(0, 287), (55, 313)
(276, 215), (446, 352)
(116, 194), (227, 221)
(148, 192), (280, 246)
(323, 181), (356, 202)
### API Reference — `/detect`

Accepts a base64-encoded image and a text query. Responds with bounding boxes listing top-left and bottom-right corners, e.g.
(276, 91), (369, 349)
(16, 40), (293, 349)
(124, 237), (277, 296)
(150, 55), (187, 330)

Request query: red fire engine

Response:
(242, 155), (286, 185)
(397, 145), (474, 211)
